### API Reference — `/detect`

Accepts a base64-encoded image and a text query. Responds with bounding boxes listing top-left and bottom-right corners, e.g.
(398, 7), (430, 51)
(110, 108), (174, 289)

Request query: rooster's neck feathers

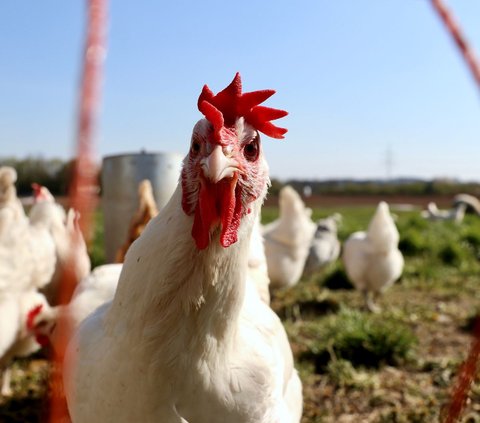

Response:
(108, 186), (260, 354)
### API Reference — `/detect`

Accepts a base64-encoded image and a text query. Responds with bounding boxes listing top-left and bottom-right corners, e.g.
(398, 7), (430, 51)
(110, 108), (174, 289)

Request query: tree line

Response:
(1, 157), (479, 197)
(270, 178), (480, 197)
(0, 157), (77, 196)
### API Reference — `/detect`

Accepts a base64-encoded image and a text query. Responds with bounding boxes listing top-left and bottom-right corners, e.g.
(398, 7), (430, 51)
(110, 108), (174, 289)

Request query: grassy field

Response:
(1, 203), (480, 422)
(266, 204), (480, 422)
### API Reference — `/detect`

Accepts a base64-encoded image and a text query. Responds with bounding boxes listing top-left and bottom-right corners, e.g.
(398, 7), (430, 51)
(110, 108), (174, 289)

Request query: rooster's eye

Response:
(190, 140), (201, 156)
(243, 137), (260, 162)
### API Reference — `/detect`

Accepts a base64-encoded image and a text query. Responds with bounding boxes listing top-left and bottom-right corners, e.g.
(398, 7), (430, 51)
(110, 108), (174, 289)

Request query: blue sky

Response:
(1, 1), (479, 181)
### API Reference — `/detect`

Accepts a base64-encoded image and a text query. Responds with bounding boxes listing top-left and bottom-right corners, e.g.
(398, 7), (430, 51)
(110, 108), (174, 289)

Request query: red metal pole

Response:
(430, 1), (480, 421)
(443, 317), (480, 423)
(49, 0), (107, 421)
(430, 0), (480, 89)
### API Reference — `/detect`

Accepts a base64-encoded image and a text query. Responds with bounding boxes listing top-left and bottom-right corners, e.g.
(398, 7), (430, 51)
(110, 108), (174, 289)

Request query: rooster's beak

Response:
(201, 145), (239, 183)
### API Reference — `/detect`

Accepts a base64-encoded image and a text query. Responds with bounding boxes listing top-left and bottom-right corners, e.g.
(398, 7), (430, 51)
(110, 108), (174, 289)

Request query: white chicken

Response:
(421, 201), (467, 224)
(302, 213), (341, 277)
(0, 167), (25, 228)
(0, 171), (57, 395)
(342, 201), (404, 312)
(0, 166), (39, 295)
(30, 263), (123, 351)
(29, 186), (91, 304)
(263, 185), (316, 290)
(1, 290), (50, 396)
(64, 73), (302, 423)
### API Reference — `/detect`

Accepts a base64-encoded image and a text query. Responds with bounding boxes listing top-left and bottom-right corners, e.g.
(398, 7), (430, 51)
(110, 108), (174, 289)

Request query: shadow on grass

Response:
(0, 394), (49, 423)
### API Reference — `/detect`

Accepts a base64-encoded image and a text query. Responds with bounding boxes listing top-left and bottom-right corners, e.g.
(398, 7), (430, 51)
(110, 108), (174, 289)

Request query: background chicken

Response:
(342, 201), (404, 312)
(0, 167), (25, 229)
(65, 73), (302, 423)
(115, 179), (159, 263)
(0, 171), (57, 395)
(0, 167), (42, 294)
(1, 290), (50, 396)
(30, 263), (123, 352)
(1, 172), (55, 342)
(29, 186), (91, 304)
(263, 185), (316, 290)
(302, 213), (341, 277)
(421, 201), (467, 224)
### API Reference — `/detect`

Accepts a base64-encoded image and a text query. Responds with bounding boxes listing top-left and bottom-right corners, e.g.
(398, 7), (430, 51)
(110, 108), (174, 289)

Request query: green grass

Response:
(299, 307), (417, 371)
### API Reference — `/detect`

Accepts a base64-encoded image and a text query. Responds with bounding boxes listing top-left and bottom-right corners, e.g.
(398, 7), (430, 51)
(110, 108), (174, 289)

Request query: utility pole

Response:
(385, 145), (393, 180)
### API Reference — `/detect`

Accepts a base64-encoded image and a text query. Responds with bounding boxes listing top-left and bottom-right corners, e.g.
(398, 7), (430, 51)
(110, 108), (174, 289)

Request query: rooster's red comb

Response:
(197, 73), (288, 142)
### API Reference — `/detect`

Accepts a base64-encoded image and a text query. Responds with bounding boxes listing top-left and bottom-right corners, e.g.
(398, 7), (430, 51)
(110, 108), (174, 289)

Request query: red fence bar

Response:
(430, 0), (480, 89)
(443, 318), (480, 423)
(49, 0), (108, 421)
(431, 1), (480, 421)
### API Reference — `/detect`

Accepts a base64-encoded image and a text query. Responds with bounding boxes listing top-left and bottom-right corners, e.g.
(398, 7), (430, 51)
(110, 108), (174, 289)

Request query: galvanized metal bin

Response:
(101, 151), (183, 262)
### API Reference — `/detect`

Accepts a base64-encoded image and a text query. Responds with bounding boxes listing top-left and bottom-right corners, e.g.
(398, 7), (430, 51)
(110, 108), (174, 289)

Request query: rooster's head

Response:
(182, 73), (287, 250)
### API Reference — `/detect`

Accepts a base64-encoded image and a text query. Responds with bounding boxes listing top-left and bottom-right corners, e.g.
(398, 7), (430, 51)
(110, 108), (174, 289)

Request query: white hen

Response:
(421, 201), (467, 224)
(29, 187), (91, 304)
(0, 167), (25, 227)
(0, 290), (50, 396)
(64, 73), (302, 423)
(0, 171), (57, 395)
(30, 263), (123, 351)
(0, 167), (50, 356)
(342, 201), (404, 312)
(303, 214), (341, 277)
(263, 185), (316, 290)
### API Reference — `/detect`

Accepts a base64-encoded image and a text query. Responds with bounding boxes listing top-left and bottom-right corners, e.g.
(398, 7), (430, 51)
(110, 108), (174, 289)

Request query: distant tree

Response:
(0, 156), (74, 196)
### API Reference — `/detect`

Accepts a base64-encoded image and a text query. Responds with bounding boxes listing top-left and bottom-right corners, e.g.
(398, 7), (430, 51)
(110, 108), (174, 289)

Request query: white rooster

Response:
(65, 73), (302, 423)
(263, 185), (316, 290)
(342, 201), (404, 312)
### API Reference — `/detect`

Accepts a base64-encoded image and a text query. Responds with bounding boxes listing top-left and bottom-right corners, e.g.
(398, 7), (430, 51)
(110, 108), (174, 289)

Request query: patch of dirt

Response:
(298, 284), (480, 422)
